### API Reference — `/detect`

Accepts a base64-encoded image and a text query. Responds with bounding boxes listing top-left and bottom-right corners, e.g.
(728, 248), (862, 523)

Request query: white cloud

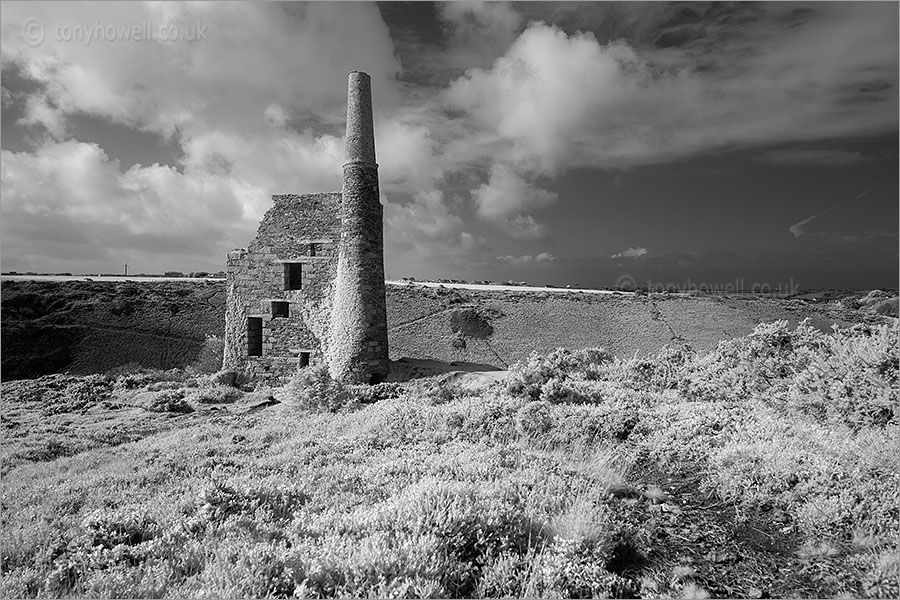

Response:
(441, 7), (897, 173)
(788, 215), (819, 239)
(264, 104), (288, 128)
(497, 251), (556, 267)
(1, 2), (403, 138)
(443, 25), (648, 175)
(1, 140), (249, 271)
(610, 247), (648, 259)
(469, 163), (557, 238)
(789, 205), (839, 239)
(0, 1), (405, 271)
(386, 190), (463, 242)
(383, 189), (489, 278)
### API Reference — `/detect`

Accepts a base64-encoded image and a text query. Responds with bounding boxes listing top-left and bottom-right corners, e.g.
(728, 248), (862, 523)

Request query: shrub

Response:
(423, 382), (457, 405)
(280, 365), (352, 412)
(142, 390), (194, 414)
(187, 386), (243, 405)
(681, 320), (829, 403)
(709, 411), (900, 542)
(104, 362), (144, 379)
(550, 401), (641, 445)
(786, 323), (898, 429)
(352, 381), (403, 404)
(112, 368), (197, 392)
(79, 508), (162, 549)
(633, 400), (749, 472)
(537, 538), (638, 599)
(193, 335), (225, 374)
(39, 507), (165, 597)
(618, 345), (695, 393)
(863, 550), (900, 599)
(43, 375), (112, 415)
(196, 481), (309, 524)
(872, 297), (899, 317)
(209, 370), (238, 387)
(386, 480), (543, 596)
(515, 401), (554, 437)
(507, 348), (613, 401)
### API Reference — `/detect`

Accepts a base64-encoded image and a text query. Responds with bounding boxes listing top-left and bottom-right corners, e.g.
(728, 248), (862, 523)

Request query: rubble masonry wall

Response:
(223, 192), (341, 385)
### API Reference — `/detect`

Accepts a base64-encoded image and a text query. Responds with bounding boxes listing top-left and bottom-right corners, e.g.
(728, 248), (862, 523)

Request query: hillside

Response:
(1, 280), (224, 380)
(1, 321), (897, 598)
(1, 279), (896, 380)
(386, 284), (895, 369)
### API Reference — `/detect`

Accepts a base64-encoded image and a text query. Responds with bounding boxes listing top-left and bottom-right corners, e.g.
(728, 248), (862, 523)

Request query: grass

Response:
(1, 320), (898, 598)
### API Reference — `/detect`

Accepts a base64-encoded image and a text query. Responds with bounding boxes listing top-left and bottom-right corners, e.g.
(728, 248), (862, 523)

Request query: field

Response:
(1, 316), (898, 598)
(2, 279), (896, 380)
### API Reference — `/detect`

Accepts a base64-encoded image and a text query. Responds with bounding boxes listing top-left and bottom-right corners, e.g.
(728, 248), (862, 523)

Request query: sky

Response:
(1, 1), (897, 290)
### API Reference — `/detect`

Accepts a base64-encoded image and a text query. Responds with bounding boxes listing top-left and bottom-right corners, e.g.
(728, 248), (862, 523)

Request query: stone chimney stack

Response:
(344, 71), (376, 166)
(328, 71), (389, 383)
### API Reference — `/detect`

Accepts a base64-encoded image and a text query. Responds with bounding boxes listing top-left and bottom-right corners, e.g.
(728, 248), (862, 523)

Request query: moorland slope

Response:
(1, 280), (224, 379)
(1, 279), (896, 380)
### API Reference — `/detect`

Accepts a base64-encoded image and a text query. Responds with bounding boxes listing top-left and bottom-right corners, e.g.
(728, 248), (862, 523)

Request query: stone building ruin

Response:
(223, 71), (389, 385)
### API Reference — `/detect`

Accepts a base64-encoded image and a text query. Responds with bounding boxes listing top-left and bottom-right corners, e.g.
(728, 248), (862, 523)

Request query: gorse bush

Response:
(44, 375), (112, 415)
(196, 481), (309, 523)
(710, 412), (900, 543)
(619, 345), (695, 393)
(186, 385), (243, 405)
(680, 320), (829, 402)
(507, 347), (614, 401)
(192, 335), (225, 374)
(142, 390), (194, 414)
(110, 367), (200, 392)
(786, 323), (898, 428)
(279, 364), (353, 412)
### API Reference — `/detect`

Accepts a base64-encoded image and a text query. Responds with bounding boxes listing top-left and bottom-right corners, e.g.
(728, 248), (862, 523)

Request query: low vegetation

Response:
(1, 320), (897, 598)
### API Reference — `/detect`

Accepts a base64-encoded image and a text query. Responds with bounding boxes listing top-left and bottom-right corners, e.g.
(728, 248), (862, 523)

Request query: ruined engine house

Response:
(223, 71), (389, 385)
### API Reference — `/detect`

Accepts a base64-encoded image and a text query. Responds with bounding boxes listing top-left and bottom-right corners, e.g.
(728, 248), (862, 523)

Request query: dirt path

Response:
(625, 463), (855, 598)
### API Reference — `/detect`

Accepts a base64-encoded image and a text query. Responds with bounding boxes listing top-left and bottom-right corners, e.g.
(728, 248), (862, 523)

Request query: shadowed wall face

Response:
(329, 71), (390, 384)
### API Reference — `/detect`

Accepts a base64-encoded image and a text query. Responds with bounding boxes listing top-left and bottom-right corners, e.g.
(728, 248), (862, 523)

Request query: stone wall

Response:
(224, 192), (341, 385)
